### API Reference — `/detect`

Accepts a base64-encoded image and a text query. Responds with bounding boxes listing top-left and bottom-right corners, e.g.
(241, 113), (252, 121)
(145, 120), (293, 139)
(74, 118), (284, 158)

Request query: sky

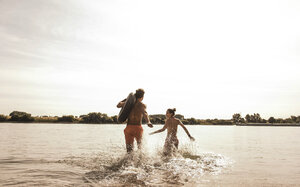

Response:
(0, 0), (300, 119)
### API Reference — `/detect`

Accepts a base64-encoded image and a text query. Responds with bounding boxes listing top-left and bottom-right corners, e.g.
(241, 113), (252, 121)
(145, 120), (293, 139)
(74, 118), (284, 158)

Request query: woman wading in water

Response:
(149, 108), (195, 155)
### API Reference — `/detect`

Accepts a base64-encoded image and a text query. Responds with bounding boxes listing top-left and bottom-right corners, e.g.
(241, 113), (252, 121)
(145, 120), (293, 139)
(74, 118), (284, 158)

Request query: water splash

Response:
(58, 145), (233, 186)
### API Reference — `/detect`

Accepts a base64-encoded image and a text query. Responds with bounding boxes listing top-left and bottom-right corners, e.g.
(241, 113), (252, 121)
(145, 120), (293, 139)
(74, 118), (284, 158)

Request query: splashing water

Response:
(58, 144), (233, 186)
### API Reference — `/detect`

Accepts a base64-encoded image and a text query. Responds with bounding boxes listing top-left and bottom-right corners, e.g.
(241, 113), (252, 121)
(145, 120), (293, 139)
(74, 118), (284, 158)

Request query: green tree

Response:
(297, 116), (300, 123)
(252, 113), (262, 123)
(291, 116), (297, 123)
(149, 114), (166, 124)
(261, 119), (267, 123)
(9, 111), (34, 122)
(57, 115), (75, 123)
(268, 117), (276, 123)
(0, 114), (7, 122)
(232, 113), (244, 124)
(174, 114), (184, 120)
(186, 117), (197, 125)
(111, 115), (118, 124)
(245, 113), (263, 123)
(245, 114), (251, 123)
(285, 118), (293, 123)
(80, 112), (113, 124)
(276, 118), (284, 123)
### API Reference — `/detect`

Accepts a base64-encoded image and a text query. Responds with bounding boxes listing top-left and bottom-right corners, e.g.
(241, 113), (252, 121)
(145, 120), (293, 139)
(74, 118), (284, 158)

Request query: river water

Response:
(0, 123), (299, 186)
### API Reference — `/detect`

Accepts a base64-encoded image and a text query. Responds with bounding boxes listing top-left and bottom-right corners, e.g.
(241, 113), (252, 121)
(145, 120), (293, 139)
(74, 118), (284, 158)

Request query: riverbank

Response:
(1, 122), (300, 127)
(1, 111), (300, 126)
(236, 123), (300, 127)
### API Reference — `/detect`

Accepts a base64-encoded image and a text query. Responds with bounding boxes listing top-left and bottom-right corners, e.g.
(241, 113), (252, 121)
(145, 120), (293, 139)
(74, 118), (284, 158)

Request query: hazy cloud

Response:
(1, 0), (300, 118)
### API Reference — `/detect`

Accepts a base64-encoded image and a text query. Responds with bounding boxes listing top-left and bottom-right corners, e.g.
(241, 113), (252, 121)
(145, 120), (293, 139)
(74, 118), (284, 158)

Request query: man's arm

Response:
(142, 104), (153, 127)
(179, 120), (195, 141)
(117, 99), (126, 108)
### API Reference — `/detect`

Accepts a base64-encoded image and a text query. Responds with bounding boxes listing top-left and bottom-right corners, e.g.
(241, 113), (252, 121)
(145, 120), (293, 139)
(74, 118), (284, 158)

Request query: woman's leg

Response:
(174, 138), (179, 149)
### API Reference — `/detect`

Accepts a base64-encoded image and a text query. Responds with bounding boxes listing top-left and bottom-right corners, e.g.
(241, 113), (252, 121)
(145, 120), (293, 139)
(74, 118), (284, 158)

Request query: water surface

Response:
(0, 123), (299, 186)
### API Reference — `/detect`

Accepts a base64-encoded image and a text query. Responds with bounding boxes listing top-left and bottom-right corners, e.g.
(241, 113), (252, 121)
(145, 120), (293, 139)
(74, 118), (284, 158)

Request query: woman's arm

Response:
(179, 120), (195, 141)
(149, 123), (167, 135)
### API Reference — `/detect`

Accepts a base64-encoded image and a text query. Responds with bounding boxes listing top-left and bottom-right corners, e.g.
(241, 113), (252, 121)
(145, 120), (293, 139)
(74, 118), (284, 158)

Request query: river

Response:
(0, 123), (299, 186)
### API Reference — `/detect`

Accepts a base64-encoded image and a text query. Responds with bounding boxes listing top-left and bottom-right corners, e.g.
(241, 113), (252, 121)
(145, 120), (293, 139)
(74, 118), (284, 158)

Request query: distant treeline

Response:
(232, 113), (300, 124)
(0, 111), (299, 125)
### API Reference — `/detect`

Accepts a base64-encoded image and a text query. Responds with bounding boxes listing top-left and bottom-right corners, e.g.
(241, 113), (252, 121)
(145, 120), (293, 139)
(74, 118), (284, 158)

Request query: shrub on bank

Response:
(34, 116), (58, 123)
(57, 115), (77, 123)
(80, 112), (114, 124)
(0, 114), (8, 122)
(9, 111), (34, 122)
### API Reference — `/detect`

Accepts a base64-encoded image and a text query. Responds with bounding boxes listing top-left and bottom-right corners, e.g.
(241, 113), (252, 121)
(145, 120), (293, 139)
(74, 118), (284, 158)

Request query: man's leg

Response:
(126, 144), (133, 153)
(135, 126), (144, 150)
(137, 139), (142, 150)
(124, 126), (134, 153)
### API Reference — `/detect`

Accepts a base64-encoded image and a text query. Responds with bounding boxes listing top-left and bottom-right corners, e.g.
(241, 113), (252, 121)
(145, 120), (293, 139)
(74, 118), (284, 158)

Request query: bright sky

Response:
(0, 0), (300, 119)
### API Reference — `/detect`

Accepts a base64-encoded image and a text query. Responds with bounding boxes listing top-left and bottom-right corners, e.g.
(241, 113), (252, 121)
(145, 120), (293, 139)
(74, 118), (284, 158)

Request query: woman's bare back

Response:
(166, 117), (180, 138)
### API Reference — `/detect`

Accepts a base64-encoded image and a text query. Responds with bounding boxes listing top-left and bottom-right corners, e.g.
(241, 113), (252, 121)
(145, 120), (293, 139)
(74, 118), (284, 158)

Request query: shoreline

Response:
(1, 122), (299, 126)
(236, 123), (300, 127)
(2, 111), (299, 126)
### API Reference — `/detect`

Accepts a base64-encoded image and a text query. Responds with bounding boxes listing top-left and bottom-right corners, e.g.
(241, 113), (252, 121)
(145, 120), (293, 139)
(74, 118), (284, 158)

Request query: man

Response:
(117, 89), (153, 153)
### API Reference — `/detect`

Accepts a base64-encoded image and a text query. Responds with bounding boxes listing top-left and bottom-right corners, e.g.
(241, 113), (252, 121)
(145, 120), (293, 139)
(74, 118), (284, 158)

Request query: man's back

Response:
(127, 101), (146, 125)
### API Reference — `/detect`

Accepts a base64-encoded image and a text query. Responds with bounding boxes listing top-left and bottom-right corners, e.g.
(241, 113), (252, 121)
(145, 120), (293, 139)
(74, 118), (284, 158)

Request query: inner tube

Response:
(117, 93), (136, 123)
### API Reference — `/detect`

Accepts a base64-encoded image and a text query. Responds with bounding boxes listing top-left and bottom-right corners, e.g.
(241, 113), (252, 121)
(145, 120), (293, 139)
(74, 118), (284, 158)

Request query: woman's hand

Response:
(189, 136), (195, 141)
(147, 123), (153, 128)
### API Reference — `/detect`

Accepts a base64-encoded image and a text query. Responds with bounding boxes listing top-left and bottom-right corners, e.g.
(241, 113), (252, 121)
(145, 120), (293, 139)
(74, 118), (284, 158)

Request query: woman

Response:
(149, 108), (195, 154)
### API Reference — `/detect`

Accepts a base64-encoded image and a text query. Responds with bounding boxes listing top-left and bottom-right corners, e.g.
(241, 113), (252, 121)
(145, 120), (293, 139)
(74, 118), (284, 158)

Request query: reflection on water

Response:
(0, 123), (300, 186)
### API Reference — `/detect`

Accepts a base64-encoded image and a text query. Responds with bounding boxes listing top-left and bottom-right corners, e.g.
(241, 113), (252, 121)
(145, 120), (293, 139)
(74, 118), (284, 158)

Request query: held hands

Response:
(147, 123), (153, 128)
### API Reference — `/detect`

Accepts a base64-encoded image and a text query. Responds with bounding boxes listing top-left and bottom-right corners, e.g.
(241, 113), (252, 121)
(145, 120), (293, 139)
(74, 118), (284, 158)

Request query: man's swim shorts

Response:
(124, 125), (143, 145)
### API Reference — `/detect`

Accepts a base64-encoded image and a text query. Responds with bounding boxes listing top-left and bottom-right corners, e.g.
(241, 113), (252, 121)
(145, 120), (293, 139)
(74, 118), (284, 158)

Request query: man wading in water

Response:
(117, 89), (153, 153)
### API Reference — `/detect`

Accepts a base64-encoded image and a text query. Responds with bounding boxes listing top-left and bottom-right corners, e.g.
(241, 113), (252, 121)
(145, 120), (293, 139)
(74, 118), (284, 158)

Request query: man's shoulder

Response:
(137, 101), (146, 108)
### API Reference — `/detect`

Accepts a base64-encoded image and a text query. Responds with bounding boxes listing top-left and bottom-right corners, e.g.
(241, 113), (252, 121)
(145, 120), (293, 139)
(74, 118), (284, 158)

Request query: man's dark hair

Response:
(135, 88), (145, 99)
